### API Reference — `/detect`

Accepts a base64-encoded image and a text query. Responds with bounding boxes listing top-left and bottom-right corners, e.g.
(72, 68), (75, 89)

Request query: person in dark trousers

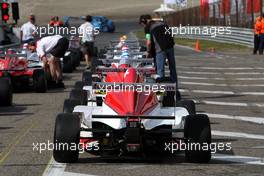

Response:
(259, 15), (264, 55)
(254, 16), (262, 54)
(139, 14), (181, 100)
(79, 15), (95, 69)
(28, 35), (69, 88)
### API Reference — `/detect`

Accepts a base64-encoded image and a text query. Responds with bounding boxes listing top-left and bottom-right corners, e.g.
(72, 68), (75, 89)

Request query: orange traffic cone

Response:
(195, 40), (201, 52)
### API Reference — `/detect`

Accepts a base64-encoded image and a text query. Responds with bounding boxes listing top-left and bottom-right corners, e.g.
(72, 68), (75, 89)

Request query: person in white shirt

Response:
(20, 15), (37, 44)
(28, 35), (69, 88)
(79, 15), (95, 69)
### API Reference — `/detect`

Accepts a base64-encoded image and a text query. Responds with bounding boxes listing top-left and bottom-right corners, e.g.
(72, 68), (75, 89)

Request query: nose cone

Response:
(105, 67), (158, 115)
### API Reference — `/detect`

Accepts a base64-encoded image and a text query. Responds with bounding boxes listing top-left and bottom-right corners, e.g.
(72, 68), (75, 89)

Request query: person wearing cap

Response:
(139, 14), (181, 100)
(20, 14), (37, 44)
(254, 16), (262, 54)
(28, 35), (69, 88)
(79, 15), (95, 69)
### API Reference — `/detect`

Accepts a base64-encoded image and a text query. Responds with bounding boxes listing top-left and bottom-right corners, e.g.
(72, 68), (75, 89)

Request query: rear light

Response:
(126, 144), (140, 152)
(127, 118), (140, 128)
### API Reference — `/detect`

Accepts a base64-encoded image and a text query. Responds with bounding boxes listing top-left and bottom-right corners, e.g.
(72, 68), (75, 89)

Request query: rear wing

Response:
(106, 46), (141, 51)
(110, 40), (139, 44)
(105, 51), (145, 56)
(92, 82), (176, 92)
(95, 66), (155, 74)
(92, 115), (175, 120)
(0, 53), (27, 58)
(98, 58), (153, 64)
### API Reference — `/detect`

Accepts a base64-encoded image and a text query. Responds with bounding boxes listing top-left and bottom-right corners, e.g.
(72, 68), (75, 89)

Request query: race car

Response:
(91, 16), (115, 33)
(53, 40), (212, 163)
(49, 16), (64, 27)
(0, 48), (47, 93)
(61, 37), (83, 73)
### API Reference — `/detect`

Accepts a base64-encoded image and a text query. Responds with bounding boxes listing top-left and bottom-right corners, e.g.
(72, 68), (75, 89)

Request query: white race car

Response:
(53, 60), (211, 164)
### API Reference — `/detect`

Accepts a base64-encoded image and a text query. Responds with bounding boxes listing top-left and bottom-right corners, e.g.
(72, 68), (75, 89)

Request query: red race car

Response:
(0, 49), (47, 97)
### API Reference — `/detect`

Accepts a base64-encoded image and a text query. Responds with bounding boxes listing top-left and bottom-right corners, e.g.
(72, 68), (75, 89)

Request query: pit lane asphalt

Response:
(0, 20), (264, 176)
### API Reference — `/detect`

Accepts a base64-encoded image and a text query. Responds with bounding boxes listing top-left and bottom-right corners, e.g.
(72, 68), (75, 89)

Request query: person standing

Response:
(79, 15), (95, 69)
(259, 15), (264, 55)
(20, 14), (37, 44)
(139, 14), (181, 100)
(254, 16), (262, 54)
(28, 35), (69, 88)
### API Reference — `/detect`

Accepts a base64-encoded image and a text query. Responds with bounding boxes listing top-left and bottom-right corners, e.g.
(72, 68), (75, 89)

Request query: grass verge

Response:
(134, 30), (251, 52)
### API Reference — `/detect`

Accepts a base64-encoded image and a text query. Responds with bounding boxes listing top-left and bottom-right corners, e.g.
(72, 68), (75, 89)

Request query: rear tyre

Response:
(70, 51), (80, 67)
(162, 91), (175, 107)
(184, 114), (211, 163)
(75, 81), (84, 90)
(33, 69), (47, 93)
(69, 89), (87, 105)
(63, 56), (73, 73)
(93, 47), (98, 57)
(53, 113), (80, 163)
(63, 99), (81, 113)
(0, 78), (12, 106)
(82, 71), (92, 85)
(176, 100), (196, 115)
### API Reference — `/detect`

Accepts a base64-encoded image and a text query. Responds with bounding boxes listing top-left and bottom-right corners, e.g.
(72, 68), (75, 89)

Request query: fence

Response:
(174, 26), (254, 47)
(165, 0), (264, 29)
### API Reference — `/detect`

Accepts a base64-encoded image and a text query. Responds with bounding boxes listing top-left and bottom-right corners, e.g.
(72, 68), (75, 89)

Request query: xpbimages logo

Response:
(32, 140), (99, 154)
(165, 24), (232, 38)
(164, 141), (232, 154)
(32, 25), (100, 38)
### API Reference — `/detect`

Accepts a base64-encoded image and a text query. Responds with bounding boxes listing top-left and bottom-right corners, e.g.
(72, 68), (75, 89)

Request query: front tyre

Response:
(33, 69), (47, 93)
(184, 114), (211, 163)
(53, 113), (80, 163)
(0, 77), (12, 106)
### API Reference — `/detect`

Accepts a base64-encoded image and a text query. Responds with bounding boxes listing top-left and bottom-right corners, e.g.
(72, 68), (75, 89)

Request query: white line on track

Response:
(212, 154), (264, 165)
(43, 157), (66, 176)
(181, 81), (264, 87)
(43, 158), (97, 176)
(212, 130), (264, 140)
(179, 76), (226, 80)
(180, 89), (264, 96)
(180, 71), (264, 75)
(64, 172), (97, 176)
(177, 66), (264, 70)
(179, 76), (264, 81)
(206, 113), (264, 124)
(194, 99), (264, 107)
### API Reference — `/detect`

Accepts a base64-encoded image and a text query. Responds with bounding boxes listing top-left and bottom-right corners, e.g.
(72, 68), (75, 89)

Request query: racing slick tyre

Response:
(63, 56), (73, 73)
(53, 113), (80, 163)
(93, 47), (98, 57)
(33, 69), (47, 93)
(70, 51), (81, 67)
(91, 57), (103, 72)
(162, 91), (175, 107)
(98, 49), (106, 58)
(82, 71), (92, 85)
(176, 100), (196, 115)
(75, 81), (84, 90)
(93, 77), (103, 106)
(69, 89), (87, 105)
(63, 99), (81, 113)
(0, 78), (12, 106)
(184, 114), (211, 163)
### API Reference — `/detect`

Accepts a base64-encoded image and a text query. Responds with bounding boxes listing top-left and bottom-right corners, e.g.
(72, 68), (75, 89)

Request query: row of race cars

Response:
(53, 37), (212, 163)
(0, 37), (92, 106)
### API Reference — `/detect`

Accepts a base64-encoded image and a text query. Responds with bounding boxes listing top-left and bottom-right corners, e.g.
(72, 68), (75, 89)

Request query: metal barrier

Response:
(174, 26), (254, 47)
